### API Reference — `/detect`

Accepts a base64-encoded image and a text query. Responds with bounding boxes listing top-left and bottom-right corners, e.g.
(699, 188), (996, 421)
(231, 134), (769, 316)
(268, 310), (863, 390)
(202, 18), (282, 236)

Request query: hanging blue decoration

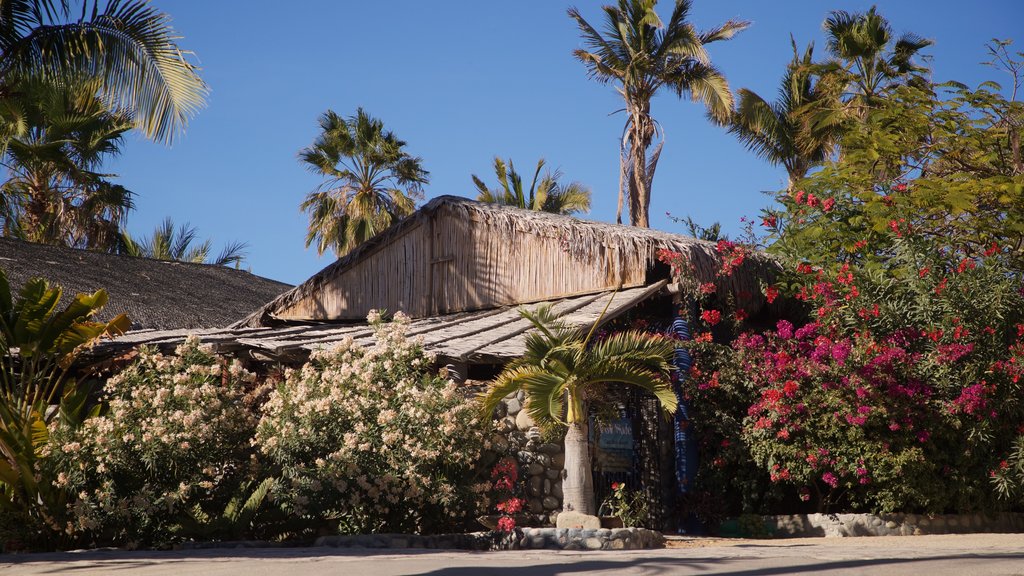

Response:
(669, 315), (697, 495)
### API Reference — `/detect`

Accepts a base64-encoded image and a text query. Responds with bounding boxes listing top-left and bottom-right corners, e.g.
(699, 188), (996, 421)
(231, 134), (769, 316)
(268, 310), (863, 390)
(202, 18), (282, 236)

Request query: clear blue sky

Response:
(107, 1), (1023, 285)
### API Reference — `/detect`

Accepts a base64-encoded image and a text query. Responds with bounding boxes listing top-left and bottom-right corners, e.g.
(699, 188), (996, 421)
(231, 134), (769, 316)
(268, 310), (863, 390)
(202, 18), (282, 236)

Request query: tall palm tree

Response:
(0, 77), (133, 249)
(0, 0), (207, 146)
(472, 157), (591, 216)
(569, 0), (748, 228)
(120, 217), (247, 266)
(482, 304), (676, 516)
(822, 6), (932, 116)
(299, 108), (429, 257)
(728, 39), (842, 190)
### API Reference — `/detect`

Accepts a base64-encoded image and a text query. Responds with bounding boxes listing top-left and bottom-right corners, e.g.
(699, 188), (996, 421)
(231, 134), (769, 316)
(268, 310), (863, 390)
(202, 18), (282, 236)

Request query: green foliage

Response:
(472, 157), (591, 216)
(1, 78), (133, 249)
(119, 217), (248, 267)
(299, 108), (429, 257)
(729, 37), (840, 188)
(599, 481), (649, 528)
(482, 303), (677, 428)
(0, 0), (207, 146)
(0, 267), (127, 548)
(766, 80), (1024, 273)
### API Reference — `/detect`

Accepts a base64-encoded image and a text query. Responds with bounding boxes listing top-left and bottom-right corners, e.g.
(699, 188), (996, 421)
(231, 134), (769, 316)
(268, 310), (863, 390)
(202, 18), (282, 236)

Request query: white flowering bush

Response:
(256, 311), (489, 534)
(48, 337), (265, 546)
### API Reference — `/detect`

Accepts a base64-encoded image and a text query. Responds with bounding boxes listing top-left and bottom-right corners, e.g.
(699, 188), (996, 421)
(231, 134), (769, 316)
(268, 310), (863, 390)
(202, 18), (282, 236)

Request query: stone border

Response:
(314, 528), (665, 551)
(766, 512), (1024, 538)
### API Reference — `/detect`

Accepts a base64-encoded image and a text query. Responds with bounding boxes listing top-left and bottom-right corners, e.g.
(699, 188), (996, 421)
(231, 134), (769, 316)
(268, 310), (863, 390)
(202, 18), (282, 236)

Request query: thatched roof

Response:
(237, 195), (778, 327)
(0, 237), (291, 331)
(84, 282), (666, 366)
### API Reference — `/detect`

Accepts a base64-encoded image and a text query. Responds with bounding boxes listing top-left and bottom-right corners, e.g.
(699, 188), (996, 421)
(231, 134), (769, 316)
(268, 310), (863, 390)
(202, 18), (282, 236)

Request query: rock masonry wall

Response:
(483, 391), (565, 524)
(768, 512), (1024, 537)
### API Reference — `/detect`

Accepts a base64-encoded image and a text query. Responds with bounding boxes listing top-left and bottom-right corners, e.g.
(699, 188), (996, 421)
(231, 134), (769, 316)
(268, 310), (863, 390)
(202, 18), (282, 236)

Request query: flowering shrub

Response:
(48, 338), (263, 546)
(685, 236), (1024, 513)
(490, 457), (523, 532)
(255, 311), (488, 534)
(600, 482), (649, 528)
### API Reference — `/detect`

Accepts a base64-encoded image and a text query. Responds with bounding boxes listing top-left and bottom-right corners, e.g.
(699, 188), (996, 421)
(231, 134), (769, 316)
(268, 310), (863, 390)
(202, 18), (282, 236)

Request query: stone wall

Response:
(767, 512), (1024, 537)
(485, 391), (565, 525)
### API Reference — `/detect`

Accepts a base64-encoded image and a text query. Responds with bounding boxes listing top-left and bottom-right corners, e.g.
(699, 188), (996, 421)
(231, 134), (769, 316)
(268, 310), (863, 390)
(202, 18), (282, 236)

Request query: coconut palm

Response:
(0, 77), (134, 249)
(482, 304), (677, 516)
(472, 157), (591, 216)
(822, 6), (932, 115)
(569, 0), (748, 228)
(120, 217), (247, 266)
(299, 108), (429, 257)
(0, 0), (207, 146)
(729, 39), (843, 190)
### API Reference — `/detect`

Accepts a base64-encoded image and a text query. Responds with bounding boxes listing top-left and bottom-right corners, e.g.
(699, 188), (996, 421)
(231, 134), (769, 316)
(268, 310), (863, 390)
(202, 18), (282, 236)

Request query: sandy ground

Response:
(1, 533), (1022, 576)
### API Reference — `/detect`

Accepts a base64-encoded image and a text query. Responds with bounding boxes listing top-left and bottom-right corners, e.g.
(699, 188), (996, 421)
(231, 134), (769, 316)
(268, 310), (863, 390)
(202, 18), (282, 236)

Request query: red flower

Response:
(985, 242), (1000, 257)
(700, 309), (721, 326)
(765, 285), (780, 304)
(694, 332), (713, 343)
(699, 282), (717, 295)
(794, 190), (806, 204)
(822, 197), (835, 212)
(762, 215), (777, 228)
(497, 516), (516, 532)
(893, 182), (908, 192)
(918, 267), (930, 278)
(611, 482), (620, 490)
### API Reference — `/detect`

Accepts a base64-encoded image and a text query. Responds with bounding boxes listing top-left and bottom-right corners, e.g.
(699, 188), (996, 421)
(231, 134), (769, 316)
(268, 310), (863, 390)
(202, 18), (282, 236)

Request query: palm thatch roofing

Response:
(82, 282), (666, 366)
(0, 237), (291, 330)
(237, 195), (779, 327)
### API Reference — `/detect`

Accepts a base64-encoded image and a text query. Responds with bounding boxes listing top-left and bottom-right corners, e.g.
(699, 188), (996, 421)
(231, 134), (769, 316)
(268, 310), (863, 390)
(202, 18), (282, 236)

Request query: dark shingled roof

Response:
(0, 237), (292, 331)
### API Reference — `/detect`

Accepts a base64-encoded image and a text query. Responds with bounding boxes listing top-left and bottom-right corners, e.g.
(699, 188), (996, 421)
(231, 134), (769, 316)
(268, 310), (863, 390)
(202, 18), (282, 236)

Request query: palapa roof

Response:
(83, 282), (666, 365)
(237, 195), (779, 327)
(0, 237), (292, 331)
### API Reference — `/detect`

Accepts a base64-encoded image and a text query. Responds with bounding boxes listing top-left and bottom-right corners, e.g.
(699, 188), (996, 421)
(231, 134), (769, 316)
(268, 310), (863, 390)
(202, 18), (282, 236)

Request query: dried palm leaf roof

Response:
(236, 195), (779, 328)
(85, 283), (666, 366)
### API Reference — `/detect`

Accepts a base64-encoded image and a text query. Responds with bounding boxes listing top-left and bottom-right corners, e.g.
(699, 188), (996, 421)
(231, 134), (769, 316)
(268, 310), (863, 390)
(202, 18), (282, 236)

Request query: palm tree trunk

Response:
(628, 105), (654, 228)
(561, 419), (596, 515)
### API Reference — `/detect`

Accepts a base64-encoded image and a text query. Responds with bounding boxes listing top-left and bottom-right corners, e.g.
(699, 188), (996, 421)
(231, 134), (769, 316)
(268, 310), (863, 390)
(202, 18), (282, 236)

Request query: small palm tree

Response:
(0, 0), (207, 146)
(729, 39), (842, 190)
(472, 157), (591, 216)
(120, 217), (247, 267)
(569, 0), (748, 227)
(299, 108), (429, 257)
(482, 304), (677, 516)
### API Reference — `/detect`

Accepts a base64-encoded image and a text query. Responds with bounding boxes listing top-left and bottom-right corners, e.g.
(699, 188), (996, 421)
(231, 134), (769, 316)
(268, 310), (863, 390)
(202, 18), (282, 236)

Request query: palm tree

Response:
(299, 108), (429, 257)
(482, 304), (677, 516)
(729, 39), (842, 190)
(822, 6), (932, 116)
(0, 77), (134, 249)
(120, 217), (247, 266)
(0, 0), (207, 146)
(569, 0), (748, 228)
(472, 157), (591, 216)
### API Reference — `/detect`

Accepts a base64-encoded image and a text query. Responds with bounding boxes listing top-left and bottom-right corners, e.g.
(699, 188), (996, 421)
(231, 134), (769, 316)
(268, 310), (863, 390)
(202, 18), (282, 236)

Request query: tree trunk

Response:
(561, 420), (595, 515)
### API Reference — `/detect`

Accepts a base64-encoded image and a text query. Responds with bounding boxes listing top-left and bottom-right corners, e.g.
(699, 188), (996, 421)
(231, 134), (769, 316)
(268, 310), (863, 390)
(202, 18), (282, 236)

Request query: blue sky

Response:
(107, 1), (1023, 285)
